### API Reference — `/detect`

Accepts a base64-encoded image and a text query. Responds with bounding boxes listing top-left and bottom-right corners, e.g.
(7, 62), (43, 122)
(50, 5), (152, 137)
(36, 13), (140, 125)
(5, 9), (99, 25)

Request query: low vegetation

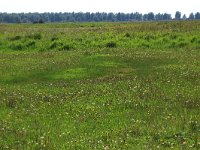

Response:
(0, 21), (200, 149)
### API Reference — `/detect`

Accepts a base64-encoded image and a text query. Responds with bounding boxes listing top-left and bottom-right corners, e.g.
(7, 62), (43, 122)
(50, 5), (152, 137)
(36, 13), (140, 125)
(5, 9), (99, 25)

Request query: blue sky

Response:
(0, 0), (199, 16)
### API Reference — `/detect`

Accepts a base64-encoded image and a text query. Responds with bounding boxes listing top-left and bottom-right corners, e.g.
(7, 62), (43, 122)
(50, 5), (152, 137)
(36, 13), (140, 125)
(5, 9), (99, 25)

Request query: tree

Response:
(147, 12), (155, 20)
(38, 19), (44, 23)
(155, 13), (163, 20)
(189, 13), (195, 20)
(1, 11), (200, 23)
(116, 13), (122, 21)
(134, 12), (142, 21)
(175, 11), (181, 20)
(163, 13), (172, 20)
(195, 12), (200, 19)
(143, 14), (148, 21)
(182, 14), (187, 20)
(107, 13), (115, 21)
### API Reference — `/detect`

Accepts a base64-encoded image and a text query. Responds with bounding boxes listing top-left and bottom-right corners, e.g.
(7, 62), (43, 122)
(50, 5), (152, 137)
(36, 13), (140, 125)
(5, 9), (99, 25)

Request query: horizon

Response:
(1, 0), (200, 17)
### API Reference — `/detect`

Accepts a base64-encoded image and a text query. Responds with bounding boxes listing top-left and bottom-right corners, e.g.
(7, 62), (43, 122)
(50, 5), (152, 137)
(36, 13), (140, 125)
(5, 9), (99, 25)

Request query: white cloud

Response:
(0, 0), (199, 16)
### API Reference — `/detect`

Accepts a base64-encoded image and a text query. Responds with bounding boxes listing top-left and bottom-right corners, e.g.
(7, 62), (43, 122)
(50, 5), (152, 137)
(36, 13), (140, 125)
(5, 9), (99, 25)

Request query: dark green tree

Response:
(155, 13), (163, 20)
(135, 12), (142, 21)
(107, 13), (115, 21)
(163, 13), (172, 20)
(175, 11), (181, 20)
(147, 12), (155, 20)
(195, 12), (200, 19)
(189, 13), (195, 20)
(1, 11), (200, 23)
(182, 14), (187, 20)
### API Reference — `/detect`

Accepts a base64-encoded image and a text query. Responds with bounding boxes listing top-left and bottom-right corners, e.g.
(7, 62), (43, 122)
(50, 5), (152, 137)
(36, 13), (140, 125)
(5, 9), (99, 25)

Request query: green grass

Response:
(0, 21), (200, 149)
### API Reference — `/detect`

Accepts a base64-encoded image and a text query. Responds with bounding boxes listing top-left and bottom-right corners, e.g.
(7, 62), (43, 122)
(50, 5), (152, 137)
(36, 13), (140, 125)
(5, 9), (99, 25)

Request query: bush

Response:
(10, 43), (24, 51)
(170, 34), (178, 39)
(9, 35), (21, 41)
(106, 41), (117, 48)
(169, 41), (177, 48)
(191, 37), (197, 43)
(33, 19), (44, 24)
(60, 45), (72, 51)
(26, 33), (42, 40)
(51, 37), (58, 41)
(49, 41), (73, 51)
(33, 33), (42, 40)
(138, 42), (150, 48)
(26, 41), (36, 48)
(143, 34), (155, 41)
(124, 33), (131, 38)
(49, 42), (63, 49)
(177, 42), (187, 48)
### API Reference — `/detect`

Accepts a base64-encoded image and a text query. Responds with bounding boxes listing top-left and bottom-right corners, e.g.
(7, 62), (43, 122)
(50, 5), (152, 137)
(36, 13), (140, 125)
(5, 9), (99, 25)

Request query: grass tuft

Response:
(106, 41), (117, 48)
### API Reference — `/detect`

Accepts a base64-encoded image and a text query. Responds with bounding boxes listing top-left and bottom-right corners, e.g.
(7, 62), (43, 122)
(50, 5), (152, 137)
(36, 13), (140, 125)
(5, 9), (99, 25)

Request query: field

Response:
(0, 21), (200, 149)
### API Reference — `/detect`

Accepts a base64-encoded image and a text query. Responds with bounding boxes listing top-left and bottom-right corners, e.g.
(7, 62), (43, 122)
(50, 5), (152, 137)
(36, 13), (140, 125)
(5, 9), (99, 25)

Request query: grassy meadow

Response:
(0, 21), (200, 149)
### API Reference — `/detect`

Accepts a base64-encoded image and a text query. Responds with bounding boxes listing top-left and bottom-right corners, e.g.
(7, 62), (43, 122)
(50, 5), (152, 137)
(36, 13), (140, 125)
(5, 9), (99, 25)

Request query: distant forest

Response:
(0, 11), (200, 23)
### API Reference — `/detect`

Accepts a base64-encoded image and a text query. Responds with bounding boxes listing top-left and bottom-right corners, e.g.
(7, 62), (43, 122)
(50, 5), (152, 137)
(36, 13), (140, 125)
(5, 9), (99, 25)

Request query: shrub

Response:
(106, 41), (117, 48)
(49, 42), (67, 50)
(49, 42), (62, 49)
(33, 19), (44, 24)
(38, 19), (44, 24)
(138, 42), (150, 48)
(51, 37), (58, 41)
(60, 45), (72, 51)
(49, 41), (73, 51)
(26, 33), (42, 40)
(190, 37), (197, 43)
(169, 41), (177, 48)
(178, 37), (185, 42)
(9, 35), (21, 41)
(33, 33), (42, 40)
(143, 34), (155, 41)
(170, 34), (178, 39)
(10, 43), (24, 51)
(124, 33), (131, 38)
(177, 42), (187, 48)
(26, 41), (36, 48)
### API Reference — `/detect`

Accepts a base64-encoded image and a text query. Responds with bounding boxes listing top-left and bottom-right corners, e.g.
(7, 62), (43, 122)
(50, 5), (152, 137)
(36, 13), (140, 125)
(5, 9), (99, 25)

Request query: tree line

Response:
(0, 11), (200, 23)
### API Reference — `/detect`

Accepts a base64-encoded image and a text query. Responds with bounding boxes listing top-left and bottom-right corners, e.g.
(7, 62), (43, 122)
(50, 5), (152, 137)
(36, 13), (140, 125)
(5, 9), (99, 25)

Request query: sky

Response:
(0, 0), (200, 16)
